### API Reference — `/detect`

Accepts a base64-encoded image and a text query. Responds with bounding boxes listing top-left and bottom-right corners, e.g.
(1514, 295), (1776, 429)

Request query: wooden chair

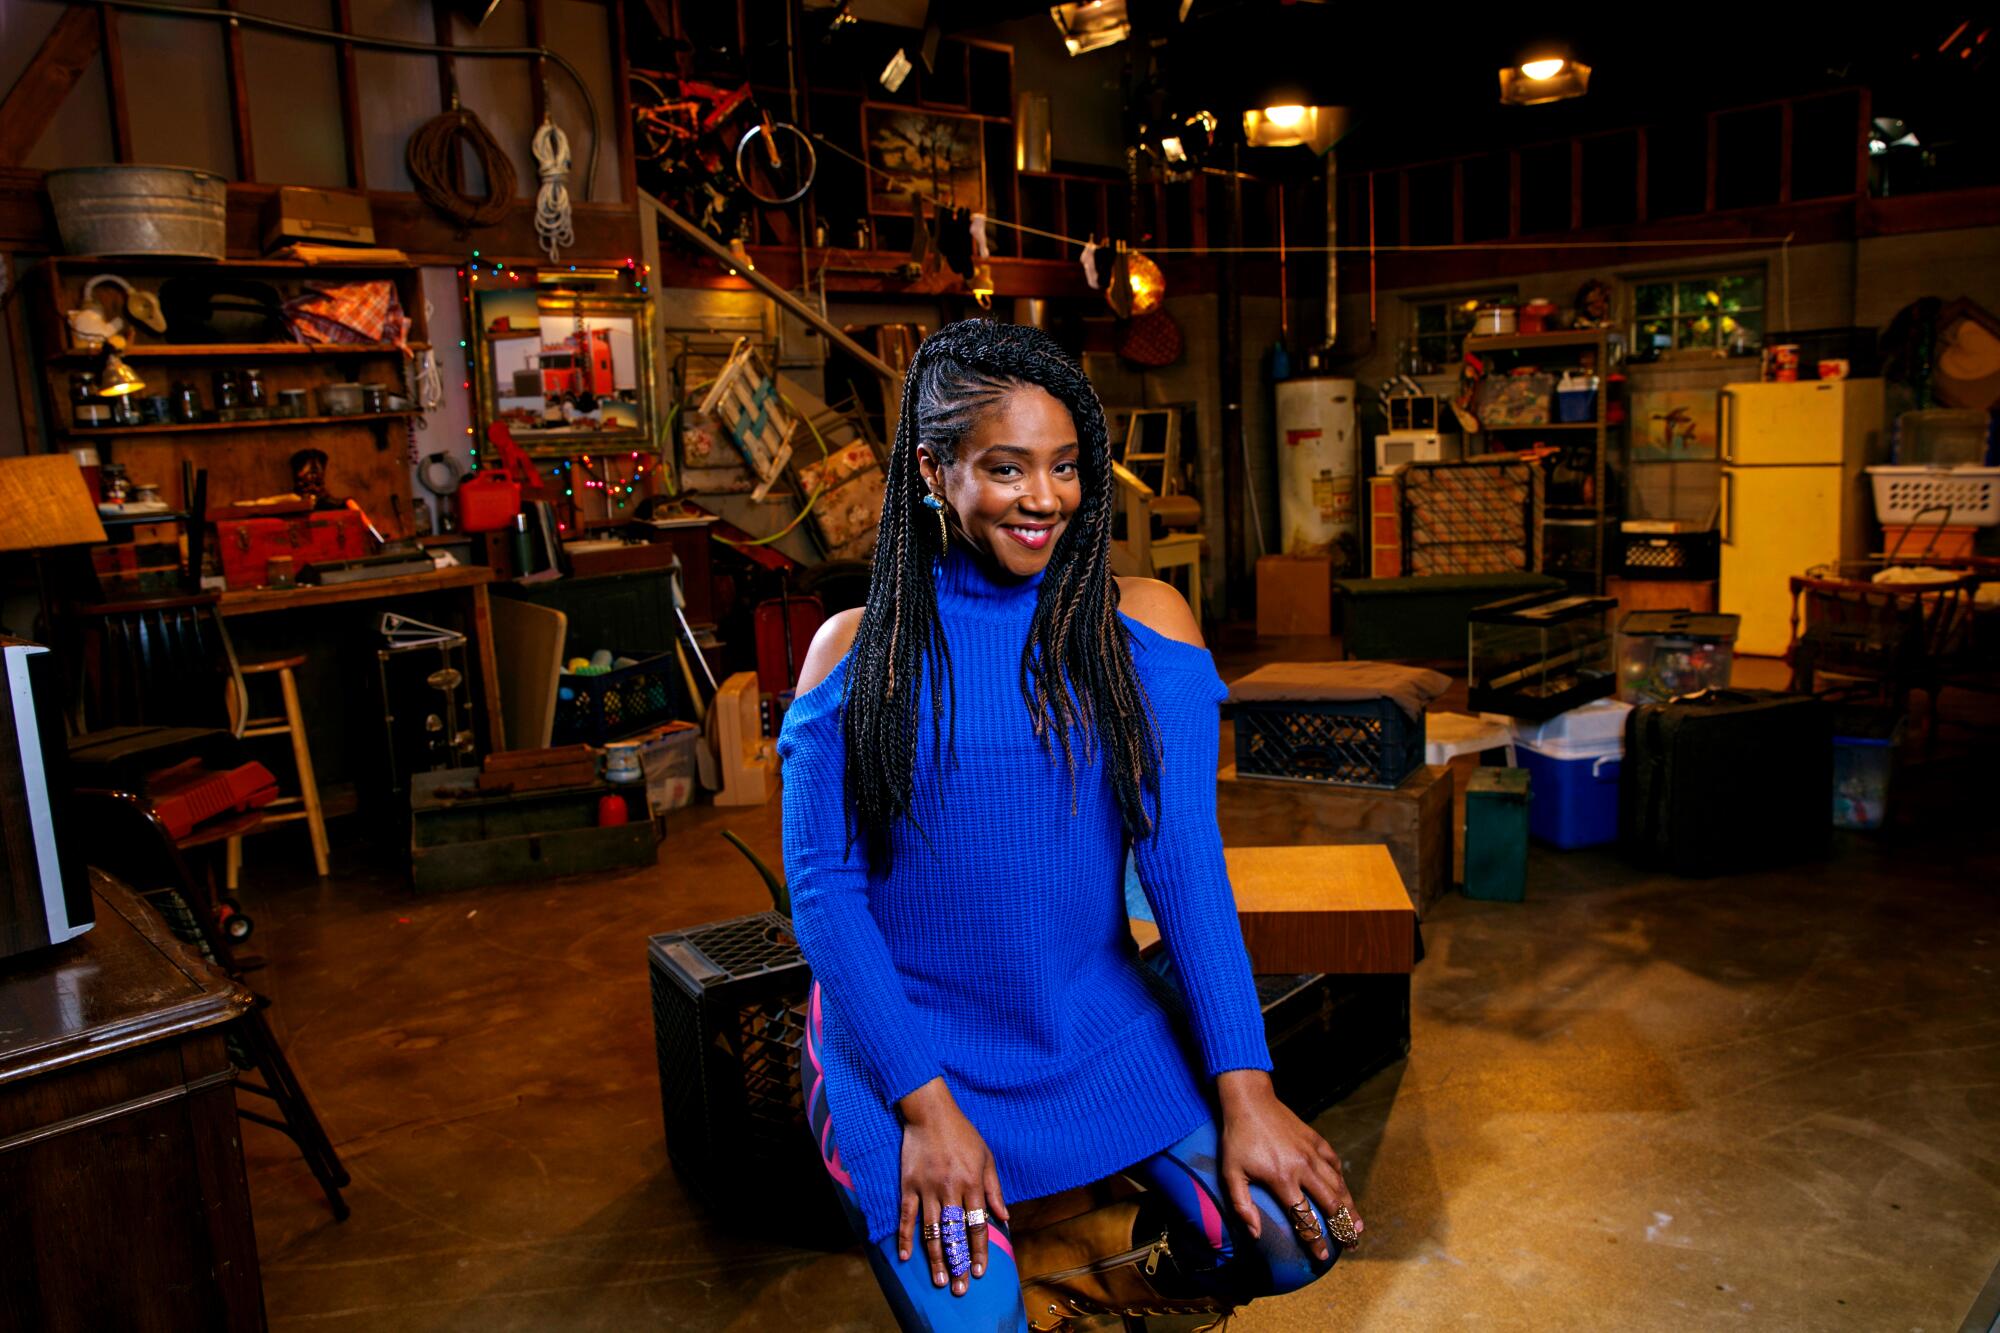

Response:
(72, 789), (352, 1221)
(1109, 462), (1206, 631)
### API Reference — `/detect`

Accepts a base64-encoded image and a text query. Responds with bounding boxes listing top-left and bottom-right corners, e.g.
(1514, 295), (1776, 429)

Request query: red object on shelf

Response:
(144, 758), (280, 841)
(216, 510), (368, 589)
(458, 474), (522, 533)
(596, 792), (631, 827)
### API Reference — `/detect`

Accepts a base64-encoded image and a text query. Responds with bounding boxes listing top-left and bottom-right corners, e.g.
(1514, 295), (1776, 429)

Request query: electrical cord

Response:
(407, 104), (516, 231)
(532, 118), (575, 262)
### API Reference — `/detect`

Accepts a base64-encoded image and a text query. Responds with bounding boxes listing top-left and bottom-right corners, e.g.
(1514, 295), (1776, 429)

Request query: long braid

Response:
(843, 320), (1163, 868)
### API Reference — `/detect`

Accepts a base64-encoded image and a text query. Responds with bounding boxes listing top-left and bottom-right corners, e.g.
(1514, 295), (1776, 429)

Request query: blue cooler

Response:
(1516, 736), (1622, 848)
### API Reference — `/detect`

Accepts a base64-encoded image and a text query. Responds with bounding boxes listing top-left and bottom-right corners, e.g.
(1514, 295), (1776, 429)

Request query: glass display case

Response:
(1468, 592), (1617, 719)
(1616, 611), (1740, 705)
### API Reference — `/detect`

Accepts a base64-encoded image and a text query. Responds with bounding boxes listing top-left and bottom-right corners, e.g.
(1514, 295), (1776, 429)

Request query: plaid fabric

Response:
(286, 281), (411, 351)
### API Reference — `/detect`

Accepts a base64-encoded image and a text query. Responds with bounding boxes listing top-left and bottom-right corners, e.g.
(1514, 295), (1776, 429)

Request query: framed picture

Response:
(1629, 387), (1721, 461)
(471, 289), (658, 457)
(863, 105), (986, 216)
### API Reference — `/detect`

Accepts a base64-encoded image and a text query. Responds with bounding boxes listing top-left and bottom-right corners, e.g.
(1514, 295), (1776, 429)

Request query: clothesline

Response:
(806, 132), (1797, 260)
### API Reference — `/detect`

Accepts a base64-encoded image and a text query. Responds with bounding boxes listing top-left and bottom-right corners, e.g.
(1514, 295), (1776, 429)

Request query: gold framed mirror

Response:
(470, 287), (658, 457)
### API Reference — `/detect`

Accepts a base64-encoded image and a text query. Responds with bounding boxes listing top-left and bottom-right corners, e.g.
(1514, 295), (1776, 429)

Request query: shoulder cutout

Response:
(794, 607), (864, 699)
(1116, 576), (1205, 648)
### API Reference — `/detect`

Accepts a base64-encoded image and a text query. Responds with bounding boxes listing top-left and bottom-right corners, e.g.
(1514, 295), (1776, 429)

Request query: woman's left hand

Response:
(1214, 1069), (1362, 1261)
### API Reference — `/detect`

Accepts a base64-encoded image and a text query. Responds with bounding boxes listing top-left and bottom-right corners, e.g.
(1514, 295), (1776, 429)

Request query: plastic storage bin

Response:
(635, 721), (701, 812)
(1831, 709), (1901, 830)
(1614, 525), (1721, 581)
(1894, 409), (1991, 466)
(1463, 767), (1531, 901)
(1517, 736), (1622, 848)
(1231, 696), (1426, 789)
(1616, 611), (1740, 705)
(1487, 697), (1632, 749)
(1468, 592), (1616, 720)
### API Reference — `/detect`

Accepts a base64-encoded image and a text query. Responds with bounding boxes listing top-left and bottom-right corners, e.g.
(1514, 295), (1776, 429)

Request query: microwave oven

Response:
(1, 638), (93, 957)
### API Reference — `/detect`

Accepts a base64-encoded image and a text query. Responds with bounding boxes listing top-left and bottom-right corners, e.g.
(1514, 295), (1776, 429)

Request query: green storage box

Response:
(1463, 767), (1531, 902)
(1335, 573), (1565, 661)
(410, 767), (656, 892)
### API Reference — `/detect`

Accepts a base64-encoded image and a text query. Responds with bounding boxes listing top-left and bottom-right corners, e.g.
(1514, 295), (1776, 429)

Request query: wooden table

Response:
(0, 872), (263, 1332)
(219, 564), (505, 752)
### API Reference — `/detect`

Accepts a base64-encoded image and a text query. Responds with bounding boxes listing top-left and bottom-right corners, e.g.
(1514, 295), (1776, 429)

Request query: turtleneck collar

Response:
(935, 544), (1046, 610)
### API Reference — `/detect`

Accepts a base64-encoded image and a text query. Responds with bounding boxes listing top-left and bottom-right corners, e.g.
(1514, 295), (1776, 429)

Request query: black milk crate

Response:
(1144, 954), (1412, 1122)
(1614, 529), (1720, 581)
(554, 649), (680, 746)
(648, 911), (849, 1245)
(1229, 695), (1426, 789)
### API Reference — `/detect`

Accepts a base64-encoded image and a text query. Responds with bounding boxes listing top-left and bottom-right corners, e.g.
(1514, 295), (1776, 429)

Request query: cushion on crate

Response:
(1227, 661), (1451, 721)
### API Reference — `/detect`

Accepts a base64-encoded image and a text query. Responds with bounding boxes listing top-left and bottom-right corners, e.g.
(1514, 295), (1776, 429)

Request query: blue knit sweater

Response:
(776, 548), (1272, 1246)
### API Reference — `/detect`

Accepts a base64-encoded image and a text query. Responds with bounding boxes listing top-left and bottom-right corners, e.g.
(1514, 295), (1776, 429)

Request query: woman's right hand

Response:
(896, 1077), (1009, 1295)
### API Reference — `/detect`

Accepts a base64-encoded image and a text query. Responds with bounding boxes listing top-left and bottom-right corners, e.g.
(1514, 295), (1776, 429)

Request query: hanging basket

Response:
(1117, 308), (1183, 368)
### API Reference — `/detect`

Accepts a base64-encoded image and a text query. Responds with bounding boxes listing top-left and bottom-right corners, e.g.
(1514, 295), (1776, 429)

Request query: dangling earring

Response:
(922, 492), (948, 549)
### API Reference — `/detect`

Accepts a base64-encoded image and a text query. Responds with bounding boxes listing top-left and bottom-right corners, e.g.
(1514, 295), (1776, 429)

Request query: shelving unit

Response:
(29, 257), (429, 542)
(1463, 327), (1616, 592)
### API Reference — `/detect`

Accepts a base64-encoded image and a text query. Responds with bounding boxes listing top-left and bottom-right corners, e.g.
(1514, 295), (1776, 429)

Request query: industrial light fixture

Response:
(880, 47), (913, 92)
(1105, 242), (1164, 319)
(1050, 1), (1131, 56)
(1869, 117), (1920, 155)
(98, 337), (145, 396)
(1242, 104), (1349, 154)
(1499, 44), (1590, 105)
(1159, 135), (1186, 163)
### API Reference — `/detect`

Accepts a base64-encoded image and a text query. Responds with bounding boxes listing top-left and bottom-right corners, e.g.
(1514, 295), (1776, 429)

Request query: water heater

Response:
(1274, 376), (1359, 569)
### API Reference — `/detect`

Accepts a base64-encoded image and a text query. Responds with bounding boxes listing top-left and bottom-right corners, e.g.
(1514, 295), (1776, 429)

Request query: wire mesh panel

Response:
(648, 912), (849, 1245)
(1231, 697), (1425, 788)
(1401, 460), (1544, 575)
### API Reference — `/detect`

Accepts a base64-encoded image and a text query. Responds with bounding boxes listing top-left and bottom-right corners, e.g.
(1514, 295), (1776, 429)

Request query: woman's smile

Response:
(918, 385), (1082, 578)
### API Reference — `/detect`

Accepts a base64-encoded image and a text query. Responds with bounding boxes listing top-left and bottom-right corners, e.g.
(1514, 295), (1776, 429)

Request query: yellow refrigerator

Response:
(1718, 379), (1883, 656)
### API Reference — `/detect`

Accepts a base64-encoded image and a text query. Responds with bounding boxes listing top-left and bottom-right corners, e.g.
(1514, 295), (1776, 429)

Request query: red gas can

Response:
(458, 473), (523, 533)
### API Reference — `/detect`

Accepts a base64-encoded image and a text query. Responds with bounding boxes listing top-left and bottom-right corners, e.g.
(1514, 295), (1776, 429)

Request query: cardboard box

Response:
(1606, 576), (1717, 614)
(1256, 554), (1332, 637)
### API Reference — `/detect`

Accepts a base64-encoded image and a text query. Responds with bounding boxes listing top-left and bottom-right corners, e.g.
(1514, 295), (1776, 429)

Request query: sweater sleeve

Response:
(1128, 649), (1274, 1079)
(776, 675), (945, 1107)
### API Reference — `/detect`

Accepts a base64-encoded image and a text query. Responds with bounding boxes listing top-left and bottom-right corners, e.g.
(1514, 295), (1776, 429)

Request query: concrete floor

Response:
(238, 650), (2000, 1332)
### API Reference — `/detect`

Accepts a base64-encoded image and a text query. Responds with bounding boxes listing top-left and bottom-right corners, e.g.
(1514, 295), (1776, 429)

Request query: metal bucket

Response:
(45, 165), (227, 260)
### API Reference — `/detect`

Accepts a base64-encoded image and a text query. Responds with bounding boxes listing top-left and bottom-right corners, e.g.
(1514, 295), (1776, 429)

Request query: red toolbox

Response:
(144, 758), (280, 841)
(215, 510), (369, 589)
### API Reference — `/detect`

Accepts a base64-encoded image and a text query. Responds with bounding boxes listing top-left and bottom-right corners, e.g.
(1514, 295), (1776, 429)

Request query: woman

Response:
(778, 321), (1362, 1330)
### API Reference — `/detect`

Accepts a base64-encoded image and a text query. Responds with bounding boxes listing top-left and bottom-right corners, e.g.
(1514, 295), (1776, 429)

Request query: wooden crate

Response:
(1606, 575), (1717, 614)
(410, 767), (654, 892)
(1217, 762), (1453, 918)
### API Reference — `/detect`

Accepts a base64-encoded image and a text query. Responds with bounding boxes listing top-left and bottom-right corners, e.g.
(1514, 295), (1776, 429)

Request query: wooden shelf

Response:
(61, 411), (414, 439)
(1464, 330), (1612, 352)
(50, 342), (428, 364)
(1479, 421), (1602, 431)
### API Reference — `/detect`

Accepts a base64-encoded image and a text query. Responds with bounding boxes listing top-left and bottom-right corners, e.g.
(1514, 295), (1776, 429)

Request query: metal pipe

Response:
(1324, 148), (1338, 348)
(78, 0), (600, 198)
(644, 192), (900, 387)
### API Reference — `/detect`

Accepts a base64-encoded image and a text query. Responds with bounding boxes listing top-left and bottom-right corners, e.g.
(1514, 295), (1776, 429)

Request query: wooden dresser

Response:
(0, 871), (263, 1333)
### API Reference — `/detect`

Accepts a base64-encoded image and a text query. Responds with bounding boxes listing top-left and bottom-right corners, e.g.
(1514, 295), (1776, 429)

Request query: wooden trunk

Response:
(410, 767), (655, 892)
(1605, 576), (1718, 614)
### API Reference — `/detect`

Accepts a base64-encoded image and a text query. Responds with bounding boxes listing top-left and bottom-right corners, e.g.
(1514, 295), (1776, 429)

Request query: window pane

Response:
(1635, 283), (1671, 317)
(1716, 273), (1763, 312)
(1722, 312), (1762, 355)
(1677, 280), (1720, 313)
(1638, 319), (1672, 356)
(1417, 334), (1450, 367)
(1674, 318), (1710, 350)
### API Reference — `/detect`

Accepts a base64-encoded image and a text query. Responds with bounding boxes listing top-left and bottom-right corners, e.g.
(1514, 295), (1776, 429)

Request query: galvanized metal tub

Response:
(45, 165), (228, 260)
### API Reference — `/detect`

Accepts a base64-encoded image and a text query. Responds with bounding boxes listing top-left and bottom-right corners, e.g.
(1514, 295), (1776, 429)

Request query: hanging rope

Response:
(407, 104), (517, 231)
(532, 117), (575, 262)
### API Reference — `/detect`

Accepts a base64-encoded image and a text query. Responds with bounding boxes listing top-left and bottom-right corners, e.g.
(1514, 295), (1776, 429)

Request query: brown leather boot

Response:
(1015, 1199), (1236, 1332)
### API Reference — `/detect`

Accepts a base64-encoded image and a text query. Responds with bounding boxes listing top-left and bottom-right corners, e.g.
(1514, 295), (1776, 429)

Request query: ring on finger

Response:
(921, 1222), (942, 1241)
(964, 1207), (989, 1228)
(1328, 1205), (1360, 1247)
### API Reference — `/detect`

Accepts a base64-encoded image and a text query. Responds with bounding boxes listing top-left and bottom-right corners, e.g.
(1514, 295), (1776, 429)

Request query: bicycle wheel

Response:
(735, 121), (817, 204)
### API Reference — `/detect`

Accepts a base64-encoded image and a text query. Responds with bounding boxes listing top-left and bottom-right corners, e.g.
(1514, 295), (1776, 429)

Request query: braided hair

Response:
(842, 319), (1162, 867)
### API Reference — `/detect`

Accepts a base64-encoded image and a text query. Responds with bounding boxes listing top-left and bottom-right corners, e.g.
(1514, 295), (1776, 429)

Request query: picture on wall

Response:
(1630, 386), (1722, 461)
(864, 106), (985, 215)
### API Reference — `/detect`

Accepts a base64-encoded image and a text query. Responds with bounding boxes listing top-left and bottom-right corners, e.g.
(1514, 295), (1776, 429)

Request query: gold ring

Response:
(1328, 1205), (1359, 1247)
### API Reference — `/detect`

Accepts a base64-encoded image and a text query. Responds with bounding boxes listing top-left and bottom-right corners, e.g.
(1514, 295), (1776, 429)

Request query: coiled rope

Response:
(532, 117), (575, 262)
(406, 105), (516, 231)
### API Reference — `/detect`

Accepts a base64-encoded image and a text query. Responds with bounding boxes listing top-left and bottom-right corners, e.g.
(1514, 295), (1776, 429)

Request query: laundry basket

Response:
(1866, 465), (2000, 528)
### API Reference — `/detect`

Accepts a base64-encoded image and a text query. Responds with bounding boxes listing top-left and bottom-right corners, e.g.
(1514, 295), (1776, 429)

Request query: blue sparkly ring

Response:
(940, 1204), (972, 1278)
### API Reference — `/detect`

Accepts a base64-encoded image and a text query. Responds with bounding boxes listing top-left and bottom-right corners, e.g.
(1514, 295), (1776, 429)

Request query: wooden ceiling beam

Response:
(0, 8), (104, 168)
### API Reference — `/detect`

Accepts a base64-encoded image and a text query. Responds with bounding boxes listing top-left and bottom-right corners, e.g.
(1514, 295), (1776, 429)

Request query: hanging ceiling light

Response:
(1242, 104), (1350, 153)
(1106, 242), (1164, 319)
(1050, 1), (1131, 56)
(98, 343), (145, 396)
(1499, 44), (1590, 105)
(971, 261), (996, 310)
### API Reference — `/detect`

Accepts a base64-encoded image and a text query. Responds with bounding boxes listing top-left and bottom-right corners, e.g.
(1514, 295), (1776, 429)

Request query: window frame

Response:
(1627, 267), (1767, 360)
(1406, 287), (1519, 369)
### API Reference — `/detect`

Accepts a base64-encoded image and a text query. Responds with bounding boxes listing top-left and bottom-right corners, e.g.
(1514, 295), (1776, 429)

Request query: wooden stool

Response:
(226, 655), (330, 887)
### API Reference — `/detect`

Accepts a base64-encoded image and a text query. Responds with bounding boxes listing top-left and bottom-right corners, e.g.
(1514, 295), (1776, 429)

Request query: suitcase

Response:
(1621, 689), (1832, 876)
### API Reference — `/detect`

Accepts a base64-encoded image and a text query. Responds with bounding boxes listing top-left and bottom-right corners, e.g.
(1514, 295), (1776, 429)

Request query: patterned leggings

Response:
(805, 982), (1335, 1331)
